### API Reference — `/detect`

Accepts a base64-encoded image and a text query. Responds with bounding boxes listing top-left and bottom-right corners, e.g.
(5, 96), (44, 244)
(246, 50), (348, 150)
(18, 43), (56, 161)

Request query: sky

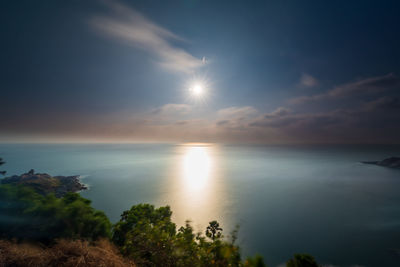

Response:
(1, 0), (400, 143)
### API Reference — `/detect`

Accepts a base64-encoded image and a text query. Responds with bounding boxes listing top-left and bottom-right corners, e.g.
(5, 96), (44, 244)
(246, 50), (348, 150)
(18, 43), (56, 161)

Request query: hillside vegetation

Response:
(0, 239), (135, 267)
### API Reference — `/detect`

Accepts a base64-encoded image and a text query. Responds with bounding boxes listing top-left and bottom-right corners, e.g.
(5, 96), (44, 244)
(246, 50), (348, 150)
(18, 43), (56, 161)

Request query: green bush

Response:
(112, 204), (243, 267)
(0, 157), (6, 176)
(244, 254), (267, 267)
(0, 184), (111, 242)
(286, 253), (319, 267)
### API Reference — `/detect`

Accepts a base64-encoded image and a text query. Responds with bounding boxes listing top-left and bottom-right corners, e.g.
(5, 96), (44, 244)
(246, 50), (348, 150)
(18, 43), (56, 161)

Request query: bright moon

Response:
(186, 78), (209, 100)
(191, 84), (203, 96)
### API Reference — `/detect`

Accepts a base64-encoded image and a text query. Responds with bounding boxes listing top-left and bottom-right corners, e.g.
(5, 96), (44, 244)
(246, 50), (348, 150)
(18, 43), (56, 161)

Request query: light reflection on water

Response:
(182, 145), (211, 191)
(166, 143), (226, 230)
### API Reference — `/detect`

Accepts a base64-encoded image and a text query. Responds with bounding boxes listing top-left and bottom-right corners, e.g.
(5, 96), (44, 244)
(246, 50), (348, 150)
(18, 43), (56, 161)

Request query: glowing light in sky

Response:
(189, 82), (205, 98)
(192, 84), (203, 96)
(184, 75), (212, 102)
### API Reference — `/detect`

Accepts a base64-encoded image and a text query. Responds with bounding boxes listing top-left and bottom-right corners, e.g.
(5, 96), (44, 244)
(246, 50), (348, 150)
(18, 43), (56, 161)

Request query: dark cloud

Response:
(249, 100), (400, 143)
(251, 109), (344, 129)
(289, 73), (400, 105)
(263, 107), (291, 119)
(363, 96), (400, 111)
(239, 73), (400, 143)
(216, 120), (229, 126)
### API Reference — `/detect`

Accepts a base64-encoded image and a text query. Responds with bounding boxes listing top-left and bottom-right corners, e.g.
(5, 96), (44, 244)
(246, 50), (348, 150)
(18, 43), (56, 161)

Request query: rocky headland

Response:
(1, 169), (87, 197)
(362, 157), (400, 169)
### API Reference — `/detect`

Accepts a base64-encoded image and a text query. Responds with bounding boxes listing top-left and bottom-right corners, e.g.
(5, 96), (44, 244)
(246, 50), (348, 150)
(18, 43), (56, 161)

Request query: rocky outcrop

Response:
(362, 157), (400, 169)
(1, 169), (87, 197)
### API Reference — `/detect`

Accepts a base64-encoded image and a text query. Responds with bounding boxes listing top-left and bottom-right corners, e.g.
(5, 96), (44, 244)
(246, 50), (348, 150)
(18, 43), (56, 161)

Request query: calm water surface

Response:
(1, 143), (400, 267)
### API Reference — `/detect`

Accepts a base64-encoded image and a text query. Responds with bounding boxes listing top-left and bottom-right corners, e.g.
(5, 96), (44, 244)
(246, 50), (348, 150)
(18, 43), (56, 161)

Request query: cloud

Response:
(362, 96), (400, 111)
(128, 103), (194, 127)
(2, 102), (400, 144)
(90, 0), (204, 73)
(152, 103), (192, 115)
(217, 106), (257, 119)
(216, 120), (230, 126)
(290, 73), (400, 105)
(299, 73), (319, 88)
(248, 102), (400, 143)
(216, 106), (258, 129)
(263, 107), (291, 118)
(250, 106), (343, 129)
(125, 96), (400, 143)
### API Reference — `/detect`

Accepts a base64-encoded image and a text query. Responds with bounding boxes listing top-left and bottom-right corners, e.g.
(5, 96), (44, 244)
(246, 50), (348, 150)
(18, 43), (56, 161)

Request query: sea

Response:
(1, 143), (400, 267)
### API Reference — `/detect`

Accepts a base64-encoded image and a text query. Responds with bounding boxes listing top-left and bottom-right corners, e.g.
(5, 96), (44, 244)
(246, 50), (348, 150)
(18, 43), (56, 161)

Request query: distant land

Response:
(1, 169), (86, 197)
(362, 157), (400, 169)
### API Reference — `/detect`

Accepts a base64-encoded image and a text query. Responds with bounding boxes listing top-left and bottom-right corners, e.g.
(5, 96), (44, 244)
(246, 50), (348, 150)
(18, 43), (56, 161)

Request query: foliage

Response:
(244, 254), (267, 267)
(286, 254), (319, 267)
(0, 184), (111, 242)
(112, 204), (177, 266)
(206, 220), (223, 240)
(113, 204), (243, 267)
(0, 157), (6, 176)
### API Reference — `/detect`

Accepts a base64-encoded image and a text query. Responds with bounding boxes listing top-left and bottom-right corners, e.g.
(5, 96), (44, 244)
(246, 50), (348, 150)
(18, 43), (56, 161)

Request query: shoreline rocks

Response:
(362, 157), (400, 169)
(1, 169), (87, 197)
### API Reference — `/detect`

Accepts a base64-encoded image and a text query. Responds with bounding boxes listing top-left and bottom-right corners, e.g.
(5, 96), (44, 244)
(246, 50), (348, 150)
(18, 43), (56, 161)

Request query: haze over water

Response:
(1, 143), (400, 267)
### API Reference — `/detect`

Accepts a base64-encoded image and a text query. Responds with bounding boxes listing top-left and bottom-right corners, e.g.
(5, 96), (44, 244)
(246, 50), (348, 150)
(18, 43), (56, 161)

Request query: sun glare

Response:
(171, 144), (223, 230)
(184, 75), (212, 103)
(193, 84), (203, 95)
(191, 83), (204, 97)
(182, 146), (211, 190)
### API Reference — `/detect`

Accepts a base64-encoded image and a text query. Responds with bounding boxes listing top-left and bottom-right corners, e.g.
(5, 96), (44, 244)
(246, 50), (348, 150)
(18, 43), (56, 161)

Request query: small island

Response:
(1, 169), (87, 197)
(362, 157), (400, 169)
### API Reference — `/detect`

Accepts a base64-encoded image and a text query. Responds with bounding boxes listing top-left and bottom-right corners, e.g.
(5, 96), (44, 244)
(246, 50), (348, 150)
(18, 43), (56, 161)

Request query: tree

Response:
(0, 184), (111, 242)
(112, 204), (177, 266)
(112, 204), (244, 267)
(0, 157), (6, 176)
(206, 220), (223, 240)
(245, 254), (267, 267)
(286, 254), (319, 267)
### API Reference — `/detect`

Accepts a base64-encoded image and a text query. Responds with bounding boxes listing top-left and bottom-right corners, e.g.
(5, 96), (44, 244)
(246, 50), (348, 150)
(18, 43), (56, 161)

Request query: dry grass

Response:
(0, 239), (135, 267)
